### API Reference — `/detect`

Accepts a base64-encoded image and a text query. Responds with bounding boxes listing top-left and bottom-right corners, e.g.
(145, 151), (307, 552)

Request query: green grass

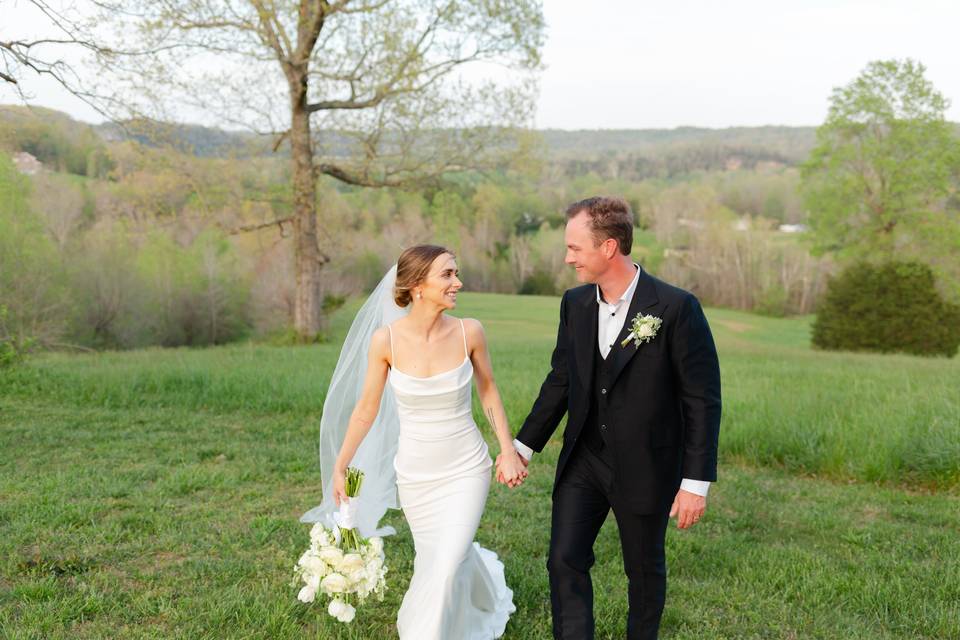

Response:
(1, 292), (958, 639)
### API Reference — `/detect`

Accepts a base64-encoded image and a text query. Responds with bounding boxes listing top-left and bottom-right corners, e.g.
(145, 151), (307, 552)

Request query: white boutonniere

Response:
(620, 312), (662, 348)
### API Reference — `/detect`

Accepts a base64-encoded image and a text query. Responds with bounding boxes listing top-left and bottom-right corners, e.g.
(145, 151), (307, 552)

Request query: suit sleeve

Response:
(671, 294), (721, 482)
(516, 291), (571, 453)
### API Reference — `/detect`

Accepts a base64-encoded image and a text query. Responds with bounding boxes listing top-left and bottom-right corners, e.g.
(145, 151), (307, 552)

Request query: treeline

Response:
(1, 107), (831, 351)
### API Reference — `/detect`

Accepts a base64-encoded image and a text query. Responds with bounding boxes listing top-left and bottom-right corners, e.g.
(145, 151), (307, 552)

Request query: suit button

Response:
(601, 388), (607, 394)
(601, 424), (607, 431)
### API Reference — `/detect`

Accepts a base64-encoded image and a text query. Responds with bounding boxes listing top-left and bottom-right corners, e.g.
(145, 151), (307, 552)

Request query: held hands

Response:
(669, 488), (706, 529)
(495, 448), (529, 488)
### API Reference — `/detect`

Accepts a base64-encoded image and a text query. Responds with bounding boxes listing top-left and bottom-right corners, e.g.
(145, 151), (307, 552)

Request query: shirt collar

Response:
(596, 263), (641, 307)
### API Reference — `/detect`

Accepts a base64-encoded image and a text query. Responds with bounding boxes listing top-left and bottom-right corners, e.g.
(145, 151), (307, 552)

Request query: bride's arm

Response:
(332, 327), (391, 504)
(466, 319), (527, 484)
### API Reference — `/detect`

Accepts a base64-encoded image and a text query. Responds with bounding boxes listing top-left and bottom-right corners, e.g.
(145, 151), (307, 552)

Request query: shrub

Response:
(0, 306), (36, 367)
(812, 261), (960, 357)
(519, 268), (558, 296)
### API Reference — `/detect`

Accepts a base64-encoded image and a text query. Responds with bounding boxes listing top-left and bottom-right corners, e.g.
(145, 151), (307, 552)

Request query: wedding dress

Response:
(388, 319), (515, 639)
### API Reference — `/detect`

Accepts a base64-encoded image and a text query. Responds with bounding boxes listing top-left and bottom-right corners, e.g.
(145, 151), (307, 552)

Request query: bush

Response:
(519, 268), (558, 296)
(813, 261), (960, 357)
(0, 306), (36, 367)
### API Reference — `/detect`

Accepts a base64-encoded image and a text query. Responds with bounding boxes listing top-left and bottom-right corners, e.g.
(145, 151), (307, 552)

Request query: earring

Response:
(416, 291), (422, 299)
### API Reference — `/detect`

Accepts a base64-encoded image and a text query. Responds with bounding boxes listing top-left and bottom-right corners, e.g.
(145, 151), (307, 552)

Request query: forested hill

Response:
(1, 104), (817, 170)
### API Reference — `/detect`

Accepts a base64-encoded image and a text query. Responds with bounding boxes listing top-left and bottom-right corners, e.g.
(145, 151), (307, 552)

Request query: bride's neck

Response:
(405, 304), (447, 340)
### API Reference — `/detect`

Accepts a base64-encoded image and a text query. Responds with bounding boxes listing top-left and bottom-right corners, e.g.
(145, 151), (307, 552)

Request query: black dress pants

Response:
(548, 442), (670, 640)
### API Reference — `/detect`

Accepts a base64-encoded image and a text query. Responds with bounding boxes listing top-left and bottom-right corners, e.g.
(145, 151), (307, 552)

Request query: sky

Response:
(3, 0), (960, 129)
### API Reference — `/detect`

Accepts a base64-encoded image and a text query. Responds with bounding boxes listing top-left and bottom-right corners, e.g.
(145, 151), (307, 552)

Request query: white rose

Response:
(310, 523), (332, 545)
(318, 547), (344, 566)
(348, 568), (366, 585)
(297, 585), (316, 603)
(328, 599), (356, 623)
(320, 573), (349, 594)
(339, 553), (365, 572)
(368, 537), (384, 554)
(637, 323), (655, 338)
(300, 554), (328, 576)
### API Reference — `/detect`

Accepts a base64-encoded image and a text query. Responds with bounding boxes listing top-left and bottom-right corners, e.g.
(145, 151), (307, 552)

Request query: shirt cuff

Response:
(513, 439), (534, 461)
(679, 479), (710, 497)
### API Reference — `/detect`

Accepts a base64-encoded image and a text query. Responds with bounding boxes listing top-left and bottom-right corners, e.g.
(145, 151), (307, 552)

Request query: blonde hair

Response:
(394, 244), (454, 307)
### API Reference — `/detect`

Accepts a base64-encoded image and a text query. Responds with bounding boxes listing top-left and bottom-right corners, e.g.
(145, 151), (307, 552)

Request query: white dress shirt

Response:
(514, 265), (710, 497)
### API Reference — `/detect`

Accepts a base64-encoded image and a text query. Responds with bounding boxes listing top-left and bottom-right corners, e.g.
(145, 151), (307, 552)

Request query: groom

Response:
(505, 196), (721, 640)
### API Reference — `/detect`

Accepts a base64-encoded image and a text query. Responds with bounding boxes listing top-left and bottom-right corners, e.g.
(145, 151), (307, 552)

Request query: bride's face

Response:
(417, 253), (462, 309)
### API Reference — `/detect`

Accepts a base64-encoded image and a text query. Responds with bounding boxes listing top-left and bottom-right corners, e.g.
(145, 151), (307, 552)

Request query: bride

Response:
(303, 244), (529, 639)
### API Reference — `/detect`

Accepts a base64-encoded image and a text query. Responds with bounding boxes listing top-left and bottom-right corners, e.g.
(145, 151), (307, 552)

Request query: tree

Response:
(801, 59), (960, 265)
(812, 261), (960, 357)
(91, 0), (544, 340)
(0, 0), (113, 115)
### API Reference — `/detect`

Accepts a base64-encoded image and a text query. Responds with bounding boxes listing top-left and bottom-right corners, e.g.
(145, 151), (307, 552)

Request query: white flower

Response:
(347, 568), (366, 586)
(318, 547), (344, 566)
(339, 553), (365, 572)
(328, 599), (356, 623)
(310, 523), (333, 546)
(621, 313), (663, 348)
(320, 573), (349, 594)
(297, 585), (316, 603)
(368, 537), (384, 554)
(299, 552), (328, 577)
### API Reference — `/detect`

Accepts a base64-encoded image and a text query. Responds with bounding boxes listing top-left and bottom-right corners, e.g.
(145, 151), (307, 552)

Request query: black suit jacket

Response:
(516, 269), (722, 513)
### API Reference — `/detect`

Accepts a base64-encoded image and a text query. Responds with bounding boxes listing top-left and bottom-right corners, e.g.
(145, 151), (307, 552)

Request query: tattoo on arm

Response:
(485, 406), (498, 431)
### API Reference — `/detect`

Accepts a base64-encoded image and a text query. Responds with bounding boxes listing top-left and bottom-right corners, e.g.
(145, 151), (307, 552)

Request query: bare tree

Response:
(0, 0), (115, 116)
(89, 0), (544, 340)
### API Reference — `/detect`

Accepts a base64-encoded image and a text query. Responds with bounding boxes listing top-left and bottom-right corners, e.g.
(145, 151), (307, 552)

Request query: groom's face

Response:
(565, 211), (609, 283)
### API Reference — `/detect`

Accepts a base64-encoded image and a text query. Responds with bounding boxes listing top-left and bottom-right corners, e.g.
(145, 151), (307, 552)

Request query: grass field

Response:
(1, 292), (958, 639)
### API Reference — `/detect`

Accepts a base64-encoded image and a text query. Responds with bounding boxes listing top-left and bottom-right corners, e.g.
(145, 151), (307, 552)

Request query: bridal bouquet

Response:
(293, 468), (388, 623)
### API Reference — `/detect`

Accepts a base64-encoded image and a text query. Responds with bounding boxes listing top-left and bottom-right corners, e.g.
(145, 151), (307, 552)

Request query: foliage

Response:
(0, 306), (36, 367)
(801, 59), (960, 297)
(813, 261), (960, 357)
(0, 153), (68, 346)
(0, 106), (114, 177)
(518, 267), (558, 296)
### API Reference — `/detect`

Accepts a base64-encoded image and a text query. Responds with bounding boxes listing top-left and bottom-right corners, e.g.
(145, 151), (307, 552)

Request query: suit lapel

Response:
(574, 288), (598, 392)
(608, 269), (660, 385)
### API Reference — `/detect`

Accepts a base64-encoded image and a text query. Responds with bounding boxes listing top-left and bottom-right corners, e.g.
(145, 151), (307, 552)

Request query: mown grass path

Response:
(1, 293), (958, 638)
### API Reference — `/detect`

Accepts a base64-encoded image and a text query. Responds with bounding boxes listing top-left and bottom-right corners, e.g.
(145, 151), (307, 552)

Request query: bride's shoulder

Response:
(368, 326), (392, 358)
(459, 317), (487, 344)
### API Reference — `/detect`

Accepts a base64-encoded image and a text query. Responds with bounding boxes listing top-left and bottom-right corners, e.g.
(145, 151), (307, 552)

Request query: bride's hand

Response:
(496, 450), (528, 488)
(333, 467), (348, 505)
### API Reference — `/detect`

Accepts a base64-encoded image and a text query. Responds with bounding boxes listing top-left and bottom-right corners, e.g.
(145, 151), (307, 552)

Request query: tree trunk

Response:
(289, 73), (323, 341)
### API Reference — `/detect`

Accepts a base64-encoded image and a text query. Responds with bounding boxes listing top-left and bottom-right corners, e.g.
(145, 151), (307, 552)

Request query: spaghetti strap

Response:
(387, 324), (396, 368)
(458, 318), (468, 359)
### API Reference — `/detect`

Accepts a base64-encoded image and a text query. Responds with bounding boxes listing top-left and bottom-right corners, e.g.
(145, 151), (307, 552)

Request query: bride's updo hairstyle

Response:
(394, 244), (454, 307)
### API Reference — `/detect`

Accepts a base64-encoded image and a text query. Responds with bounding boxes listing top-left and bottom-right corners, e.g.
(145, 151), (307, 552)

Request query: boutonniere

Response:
(620, 312), (662, 348)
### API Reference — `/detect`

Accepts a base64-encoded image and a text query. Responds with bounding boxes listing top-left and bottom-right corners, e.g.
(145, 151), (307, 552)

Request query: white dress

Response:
(387, 319), (515, 639)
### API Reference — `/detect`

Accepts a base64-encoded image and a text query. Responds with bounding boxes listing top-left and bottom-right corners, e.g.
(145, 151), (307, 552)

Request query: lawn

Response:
(1, 292), (957, 639)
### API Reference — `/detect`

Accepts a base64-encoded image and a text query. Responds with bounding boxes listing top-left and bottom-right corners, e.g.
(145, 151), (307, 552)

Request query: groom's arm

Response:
(671, 294), (722, 483)
(515, 291), (572, 457)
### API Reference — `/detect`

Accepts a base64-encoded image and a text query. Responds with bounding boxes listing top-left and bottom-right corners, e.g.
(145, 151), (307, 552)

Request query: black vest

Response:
(581, 344), (616, 466)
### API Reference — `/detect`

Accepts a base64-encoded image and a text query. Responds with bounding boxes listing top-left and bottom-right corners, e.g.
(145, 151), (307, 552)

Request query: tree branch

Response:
(223, 216), (295, 235)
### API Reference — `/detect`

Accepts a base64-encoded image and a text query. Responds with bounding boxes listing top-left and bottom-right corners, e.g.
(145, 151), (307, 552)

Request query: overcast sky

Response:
(4, 0), (960, 129)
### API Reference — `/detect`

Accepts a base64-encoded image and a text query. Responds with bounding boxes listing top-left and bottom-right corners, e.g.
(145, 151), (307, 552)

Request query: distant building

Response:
(778, 223), (808, 233)
(12, 151), (44, 175)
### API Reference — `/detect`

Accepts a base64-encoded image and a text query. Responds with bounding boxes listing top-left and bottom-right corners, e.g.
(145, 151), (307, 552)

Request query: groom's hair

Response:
(566, 196), (633, 255)
(394, 244), (454, 307)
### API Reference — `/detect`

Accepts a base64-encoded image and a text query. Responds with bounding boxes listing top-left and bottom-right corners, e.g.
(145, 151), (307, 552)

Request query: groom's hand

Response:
(670, 489), (706, 529)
